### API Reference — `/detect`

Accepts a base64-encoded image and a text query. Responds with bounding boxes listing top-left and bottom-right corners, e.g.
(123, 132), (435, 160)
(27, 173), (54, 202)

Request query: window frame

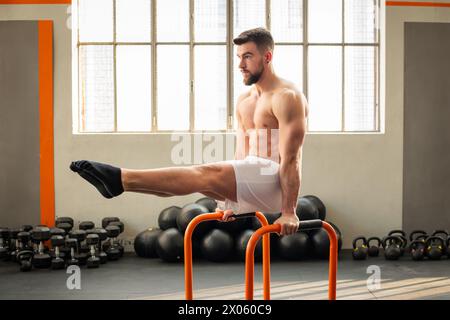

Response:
(73, 0), (381, 133)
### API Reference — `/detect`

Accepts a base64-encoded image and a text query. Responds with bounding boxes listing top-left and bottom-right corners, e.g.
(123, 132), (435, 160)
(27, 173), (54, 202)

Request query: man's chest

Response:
(239, 95), (278, 130)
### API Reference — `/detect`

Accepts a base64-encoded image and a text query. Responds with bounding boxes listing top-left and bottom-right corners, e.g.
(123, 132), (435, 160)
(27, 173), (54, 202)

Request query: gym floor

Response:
(2, 251), (450, 300)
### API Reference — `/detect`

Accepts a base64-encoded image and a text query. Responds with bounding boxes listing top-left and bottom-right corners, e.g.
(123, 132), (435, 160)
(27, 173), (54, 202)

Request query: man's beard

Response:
(243, 65), (263, 86)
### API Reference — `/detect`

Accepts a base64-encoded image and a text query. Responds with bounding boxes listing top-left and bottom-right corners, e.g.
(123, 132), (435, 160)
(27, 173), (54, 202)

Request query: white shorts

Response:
(216, 156), (282, 214)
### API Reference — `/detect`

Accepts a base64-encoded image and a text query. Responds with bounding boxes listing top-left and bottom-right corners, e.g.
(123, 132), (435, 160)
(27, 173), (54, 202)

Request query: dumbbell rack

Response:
(184, 212), (338, 300)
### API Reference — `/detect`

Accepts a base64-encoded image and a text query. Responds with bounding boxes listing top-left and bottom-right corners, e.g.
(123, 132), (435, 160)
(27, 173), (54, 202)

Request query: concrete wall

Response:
(403, 22), (450, 233)
(1, 1), (450, 249)
(0, 21), (40, 227)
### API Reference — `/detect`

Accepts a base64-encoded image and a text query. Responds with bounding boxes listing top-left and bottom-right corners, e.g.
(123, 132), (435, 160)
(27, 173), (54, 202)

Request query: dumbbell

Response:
(105, 225), (121, 261)
(22, 225), (33, 232)
(69, 230), (88, 265)
(50, 227), (66, 237)
(101, 217), (121, 253)
(17, 231), (33, 251)
(109, 221), (125, 257)
(0, 228), (11, 261)
(9, 228), (22, 262)
(87, 228), (108, 264)
(50, 235), (66, 270)
(55, 217), (74, 229)
(102, 217), (120, 229)
(30, 227), (52, 268)
(66, 238), (79, 266)
(49, 228), (66, 260)
(86, 234), (100, 268)
(101, 223), (123, 252)
(80, 221), (95, 231)
(56, 219), (74, 249)
(34, 225), (52, 253)
(55, 223), (72, 261)
(79, 221), (95, 254)
(56, 222), (73, 235)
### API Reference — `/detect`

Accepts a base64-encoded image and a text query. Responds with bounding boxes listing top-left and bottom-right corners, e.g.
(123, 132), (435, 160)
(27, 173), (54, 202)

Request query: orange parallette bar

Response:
(184, 211), (270, 300)
(245, 221), (338, 300)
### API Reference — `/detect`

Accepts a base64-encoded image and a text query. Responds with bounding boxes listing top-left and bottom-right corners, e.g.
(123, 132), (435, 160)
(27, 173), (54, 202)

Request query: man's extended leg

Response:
(70, 160), (237, 202)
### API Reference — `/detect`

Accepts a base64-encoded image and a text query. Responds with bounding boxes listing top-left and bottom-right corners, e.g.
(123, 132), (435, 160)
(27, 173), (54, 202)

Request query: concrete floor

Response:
(1, 250), (450, 300)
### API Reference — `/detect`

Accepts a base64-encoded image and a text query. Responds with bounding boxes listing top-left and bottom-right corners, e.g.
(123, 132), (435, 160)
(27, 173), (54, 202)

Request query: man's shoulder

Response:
(236, 89), (252, 115)
(275, 79), (303, 98)
(271, 82), (308, 118)
(273, 80), (305, 102)
(273, 87), (305, 107)
(237, 89), (252, 102)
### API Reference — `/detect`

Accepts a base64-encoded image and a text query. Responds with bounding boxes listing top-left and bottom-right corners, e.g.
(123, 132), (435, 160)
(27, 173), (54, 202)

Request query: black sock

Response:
(70, 160), (124, 198)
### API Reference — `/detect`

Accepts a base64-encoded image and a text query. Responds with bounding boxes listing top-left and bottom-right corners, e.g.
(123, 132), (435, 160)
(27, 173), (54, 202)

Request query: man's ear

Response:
(265, 51), (273, 64)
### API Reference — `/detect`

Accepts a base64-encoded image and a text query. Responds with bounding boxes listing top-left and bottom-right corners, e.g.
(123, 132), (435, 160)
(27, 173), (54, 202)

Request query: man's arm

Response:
(272, 90), (307, 235)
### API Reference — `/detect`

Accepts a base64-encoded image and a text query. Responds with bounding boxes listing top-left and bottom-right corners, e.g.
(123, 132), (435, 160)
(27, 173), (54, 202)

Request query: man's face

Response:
(236, 42), (265, 86)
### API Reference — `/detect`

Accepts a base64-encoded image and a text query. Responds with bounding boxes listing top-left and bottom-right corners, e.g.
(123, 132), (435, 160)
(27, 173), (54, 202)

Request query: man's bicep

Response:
(274, 92), (307, 162)
(282, 121), (306, 161)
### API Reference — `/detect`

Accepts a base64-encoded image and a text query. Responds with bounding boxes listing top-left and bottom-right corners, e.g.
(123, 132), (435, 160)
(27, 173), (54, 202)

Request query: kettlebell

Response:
(352, 236), (368, 260)
(425, 236), (445, 260)
(388, 230), (406, 238)
(367, 237), (381, 257)
(398, 235), (408, 256)
(388, 230), (407, 256)
(432, 230), (448, 239)
(415, 234), (428, 243)
(409, 240), (426, 261)
(17, 250), (33, 272)
(382, 236), (402, 260)
(409, 230), (427, 242)
(446, 236), (450, 258)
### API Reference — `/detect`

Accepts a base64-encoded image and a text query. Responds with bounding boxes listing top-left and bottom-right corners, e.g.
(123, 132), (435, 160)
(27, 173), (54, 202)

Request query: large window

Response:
(73, 0), (380, 133)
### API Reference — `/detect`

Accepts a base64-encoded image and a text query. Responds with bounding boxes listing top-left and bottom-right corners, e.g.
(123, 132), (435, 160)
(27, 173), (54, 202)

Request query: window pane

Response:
(195, 46), (227, 130)
(233, 75), (247, 129)
(157, 0), (189, 42)
(271, 0), (303, 42)
(233, 45), (249, 129)
(79, 0), (113, 42)
(233, 0), (266, 38)
(157, 45), (190, 130)
(345, 46), (375, 131)
(273, 45), (303, 90)
(195, 0), (227, 42)
(308, 46), (342, 131)
(116, 46), (152, 132)
(309, 0), (342, 43)
(79, 46), (114, 132)
(345, 0), (377, 43)
(116, 0), (151, 42)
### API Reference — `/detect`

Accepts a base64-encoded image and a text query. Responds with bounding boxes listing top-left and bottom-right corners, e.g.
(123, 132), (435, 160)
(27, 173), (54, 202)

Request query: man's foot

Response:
(70, 160), (124, 198)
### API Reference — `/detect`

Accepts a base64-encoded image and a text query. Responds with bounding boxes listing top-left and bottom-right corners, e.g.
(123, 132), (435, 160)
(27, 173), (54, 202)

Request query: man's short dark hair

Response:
(233, 27), (274, 54)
